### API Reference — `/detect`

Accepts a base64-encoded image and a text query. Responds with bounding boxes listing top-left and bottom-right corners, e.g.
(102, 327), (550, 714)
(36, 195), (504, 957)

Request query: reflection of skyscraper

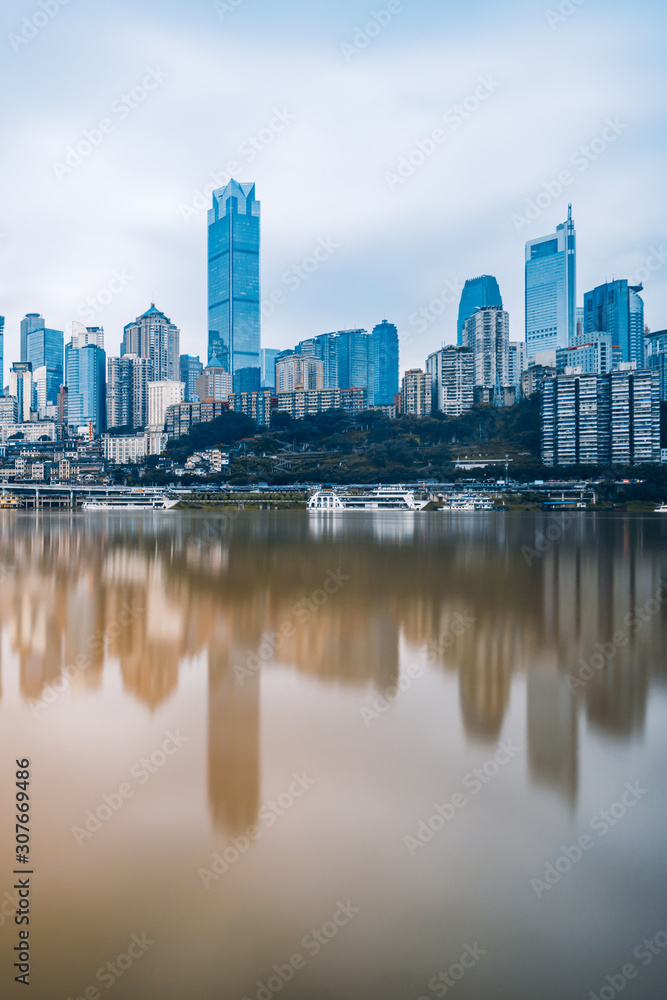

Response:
(527, 668), (578, 805)
(207, 651), (260, 834)
(207, 180), (261, 374)
(458, 617), (513, 742)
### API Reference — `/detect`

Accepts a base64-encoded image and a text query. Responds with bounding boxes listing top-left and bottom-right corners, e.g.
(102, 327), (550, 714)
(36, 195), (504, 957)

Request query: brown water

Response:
(1, 511), (666, 1000)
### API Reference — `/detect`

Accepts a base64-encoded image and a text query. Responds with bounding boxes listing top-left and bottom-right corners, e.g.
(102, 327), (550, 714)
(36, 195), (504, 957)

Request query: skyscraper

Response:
(20, 313), (44, 363)
(108, 354), (154, 430)
(525, 206), (576, 357)
(296, 333), (339, 388)
(646, 329), (667, 400)
(337, 329), (374, 404)
(9, 363), (33, 421)
(207, 180), (261, 378)
(401, 370), (431, 416)
(462, 306), (510, 389)
(260, 348), (280, 390)
(65, 340), (106, 434)
(122, 305), (180, 382)
(275, 354), (324, 393)
(26, 325), (63, 405)
(508, 342), (527, 392)
(196, 359), (233, 402)
(372, 321), (399, 406)
(180, 354), (204, 402)
(426, 346), (474, 416)
(583, 280), (645, 368)
(0, 316), (4, 390)
(457, 276), (503, 346)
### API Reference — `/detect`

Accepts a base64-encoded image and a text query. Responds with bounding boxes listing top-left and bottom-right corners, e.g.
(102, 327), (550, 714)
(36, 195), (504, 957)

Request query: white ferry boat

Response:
(439, 493), (495, 511)
(655, 503), (667, 513)
(307, 487), (429, 512)
(82, 491), (179, 512)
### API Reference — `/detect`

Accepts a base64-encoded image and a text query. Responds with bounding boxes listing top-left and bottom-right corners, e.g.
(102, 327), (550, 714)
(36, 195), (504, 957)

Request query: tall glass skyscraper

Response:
(66, 340), (106, 434)
(457, 276), (503, 346)
(20, 313), (44, 363)
(179, 354), (203, 402)
(207, 180), (261, 383)
(260, 348), (280, 390)
(296, 333), (339, 388)
(583, 280), (645, 367)
(372, 321), (399, 405)
(26, 325), (64, 406)
(337, 329), (374, 405)
(525, 205), (576, 357)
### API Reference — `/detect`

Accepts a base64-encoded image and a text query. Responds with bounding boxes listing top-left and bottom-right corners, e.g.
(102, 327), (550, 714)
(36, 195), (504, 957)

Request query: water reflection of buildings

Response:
(0, 514), (665, 818)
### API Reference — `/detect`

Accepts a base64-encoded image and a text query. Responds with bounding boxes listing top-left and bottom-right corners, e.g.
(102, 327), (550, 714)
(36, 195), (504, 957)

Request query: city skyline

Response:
(1, 0), (666, 374)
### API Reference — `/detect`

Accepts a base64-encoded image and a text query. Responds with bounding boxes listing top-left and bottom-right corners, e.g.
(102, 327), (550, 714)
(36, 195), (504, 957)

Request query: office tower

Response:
(234, 366), (261, 394)
(0, 396), (17, 423)
(541, 369), (660, 465)
(260, 348), (280, 390)
(508, 341), (527, 391)
(207, 180), (261, 373)
(196, 359), (233, 402)
(401, 369), (431, 416)
(646, 329), (667, 400)
(337, 329), (373, 404)
(180, 354), (203, 402)
(107, 356), (133, 428)
(372, 321), (399, 406)
(525, 205), (576, 357)
(0, 316), (3, 389)
(556, 333), (614, 375)
(296, 333), (339, 388)
(462, 305), (510, 389)
(583, 280), (645, 367)
(9, 362), (33, 421)
(20, 313), (44, 363)
(122, 305), (180, 381)
(148, 381), (185, 428)
(32, 366), (48, 415)
(275, 354), (324, 393)
(57, 385), (68, 425)
(26, 325), (63, 405)
(426, 346), (474, 416)
(65, 340), (106, 434)
(457, 276), (503, 346)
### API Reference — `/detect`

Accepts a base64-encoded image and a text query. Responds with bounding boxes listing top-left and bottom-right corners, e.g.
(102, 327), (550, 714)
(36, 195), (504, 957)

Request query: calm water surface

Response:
(1, 511), (666, 1000)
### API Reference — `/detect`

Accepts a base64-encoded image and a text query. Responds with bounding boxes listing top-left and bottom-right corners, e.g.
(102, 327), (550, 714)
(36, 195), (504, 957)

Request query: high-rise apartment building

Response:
(148, 380), (185, 428)
(65, 340), (106, 434)
(26, 325), (63, 405)
(108, 354), (152, 430)
(525, 206), (576, 357)
(583, 280), (645, 367)
(196, 359), (233, 402)
(260, 348), (280, 390)
(508, 342), (527, 392)
(401, 369), (431, 416)
(337, 329), (374, 404)
(20, 313), (44, 363)
(180, 354), (204, 402)
(372, 321), (399, 406)
(296, 333), (339, 389)
(426, 346), (474, 416)
(122, 305), (180, 382)
(275, 354), (324, 393)
(9, 363), (33, 421)
(542, 369), (660, 465)
(462, 306), (510, 389)
(207, 180), (261, 375)
(457, 276), (503, 346)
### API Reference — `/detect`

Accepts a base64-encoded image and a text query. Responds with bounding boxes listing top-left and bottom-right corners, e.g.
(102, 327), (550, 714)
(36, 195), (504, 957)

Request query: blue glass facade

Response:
(0, 315), (4, 390)
(66, 342), (106, 433)
(208, 180), (261, 377)
(234, 366), (261, 394)
(457, 277), (502, 346)
(260, 348), (280, 389)
(372, 321), (399, 405)
(27, 326), (63, 405)
(20, 313), (43, 363)
(179, 354), (203, 402)
(583, 280), (645, 366)
(525, 206), (576, 357)
(337, 329), (374, 404)
(296, 334), (339, 389)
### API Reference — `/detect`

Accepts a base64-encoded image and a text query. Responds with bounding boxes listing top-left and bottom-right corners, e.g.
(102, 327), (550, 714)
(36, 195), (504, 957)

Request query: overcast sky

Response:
(1, 0), (666, 378)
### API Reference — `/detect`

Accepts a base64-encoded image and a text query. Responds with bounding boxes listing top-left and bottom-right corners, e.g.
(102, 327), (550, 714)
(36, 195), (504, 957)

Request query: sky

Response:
(1, 0), (666, 378)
